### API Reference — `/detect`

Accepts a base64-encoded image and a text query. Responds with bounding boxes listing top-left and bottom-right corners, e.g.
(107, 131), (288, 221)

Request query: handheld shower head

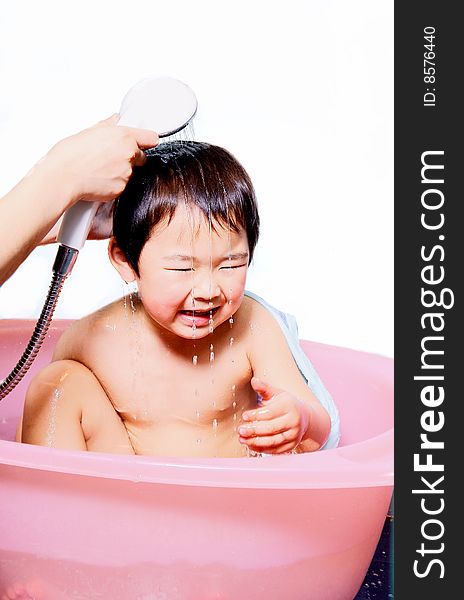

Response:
(118, 77), (198, 137)
(57, 77), (198, 251)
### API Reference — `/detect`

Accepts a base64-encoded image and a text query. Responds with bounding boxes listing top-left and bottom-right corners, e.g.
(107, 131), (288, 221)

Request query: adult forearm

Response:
(0, 165), (72, 285)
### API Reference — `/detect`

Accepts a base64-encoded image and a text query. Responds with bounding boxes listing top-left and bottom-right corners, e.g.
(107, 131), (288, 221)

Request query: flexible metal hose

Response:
(0, 245), (78, 401)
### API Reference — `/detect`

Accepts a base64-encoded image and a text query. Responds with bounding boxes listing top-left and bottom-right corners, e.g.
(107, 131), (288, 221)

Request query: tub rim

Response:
(0, 428), (393, 489)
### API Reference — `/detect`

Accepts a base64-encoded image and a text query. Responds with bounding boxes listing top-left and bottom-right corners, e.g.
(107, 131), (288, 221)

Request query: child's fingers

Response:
(240, 431), (298, 452)
(242, 401), (283, 422)
(238, 415), (290, 438)
(250, 376), (283, 401)
(250, 442), (296, 455)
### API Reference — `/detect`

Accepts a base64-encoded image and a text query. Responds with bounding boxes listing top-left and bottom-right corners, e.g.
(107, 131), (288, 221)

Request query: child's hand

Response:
(238, 377), (311, 454)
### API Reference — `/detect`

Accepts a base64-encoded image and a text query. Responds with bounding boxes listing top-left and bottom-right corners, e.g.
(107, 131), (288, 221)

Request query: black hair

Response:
(113, 141), (260, 275)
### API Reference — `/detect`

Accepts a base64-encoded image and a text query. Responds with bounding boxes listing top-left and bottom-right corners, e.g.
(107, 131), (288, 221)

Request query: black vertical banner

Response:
(395, 1), (461, 598)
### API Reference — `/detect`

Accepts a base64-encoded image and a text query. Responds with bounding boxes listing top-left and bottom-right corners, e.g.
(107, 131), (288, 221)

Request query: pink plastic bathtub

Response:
(0, 320), (393, 600)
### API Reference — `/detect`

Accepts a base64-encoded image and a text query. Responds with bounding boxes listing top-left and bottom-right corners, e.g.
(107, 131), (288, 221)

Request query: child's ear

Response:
(108, 238), (137, 282)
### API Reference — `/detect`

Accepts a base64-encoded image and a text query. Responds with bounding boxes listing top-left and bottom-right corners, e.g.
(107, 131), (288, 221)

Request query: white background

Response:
(0, 0), (393, 356)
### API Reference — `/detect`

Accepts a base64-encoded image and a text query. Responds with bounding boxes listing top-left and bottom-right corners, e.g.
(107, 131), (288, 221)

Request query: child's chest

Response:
(94, 335), (257, 455)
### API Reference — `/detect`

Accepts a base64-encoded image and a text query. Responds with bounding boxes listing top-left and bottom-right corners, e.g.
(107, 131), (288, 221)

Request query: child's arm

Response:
(241, 300), (331, 454)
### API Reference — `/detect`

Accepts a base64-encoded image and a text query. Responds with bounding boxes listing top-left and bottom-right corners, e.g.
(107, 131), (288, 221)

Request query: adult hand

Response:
(34, 114), (159, 207)
(0, 117), (159, 284)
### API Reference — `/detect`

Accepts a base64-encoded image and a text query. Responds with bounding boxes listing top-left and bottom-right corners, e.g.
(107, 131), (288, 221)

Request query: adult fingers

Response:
(131, 147), (147, 167)
(93, 116), (159, 150)
(119, 125), (159, 150)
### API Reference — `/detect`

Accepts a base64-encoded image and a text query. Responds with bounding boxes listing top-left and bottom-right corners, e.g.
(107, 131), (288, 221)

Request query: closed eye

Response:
(165, 268), (194, 272)
(220, 263), (247, 270)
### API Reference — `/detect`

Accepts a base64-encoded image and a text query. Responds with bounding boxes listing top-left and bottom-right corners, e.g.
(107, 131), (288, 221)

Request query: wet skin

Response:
(19, 205), (330, 456)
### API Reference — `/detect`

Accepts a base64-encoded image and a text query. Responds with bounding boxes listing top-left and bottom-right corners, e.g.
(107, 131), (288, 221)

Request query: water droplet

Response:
(232, 400), (237, 409)
(229, 315), (234, 326)
(212, 418), (218, 429)
(196, 438), (201, 444)
(192, 355), (198, 366)
(229, 337), (234, 346)
(228, 299), (233, 305)
(129, 293), (136, 313)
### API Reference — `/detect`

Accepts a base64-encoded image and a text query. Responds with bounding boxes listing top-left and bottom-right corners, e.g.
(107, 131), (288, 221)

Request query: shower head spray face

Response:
(117, 77), (198, 137)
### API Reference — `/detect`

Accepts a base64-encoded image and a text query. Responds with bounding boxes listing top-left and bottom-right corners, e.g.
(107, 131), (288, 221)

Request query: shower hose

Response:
(0, 245), (78, 401)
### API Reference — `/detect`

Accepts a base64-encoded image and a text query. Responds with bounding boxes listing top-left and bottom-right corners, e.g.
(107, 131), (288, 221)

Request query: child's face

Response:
(113, 203), (249, 340)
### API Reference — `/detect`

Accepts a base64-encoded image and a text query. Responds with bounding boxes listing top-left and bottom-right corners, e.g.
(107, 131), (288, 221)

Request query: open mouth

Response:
(178, 306), (220, 326)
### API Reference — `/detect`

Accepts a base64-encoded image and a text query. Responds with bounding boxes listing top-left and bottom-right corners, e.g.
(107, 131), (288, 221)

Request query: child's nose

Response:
(192, 271), (221, 301)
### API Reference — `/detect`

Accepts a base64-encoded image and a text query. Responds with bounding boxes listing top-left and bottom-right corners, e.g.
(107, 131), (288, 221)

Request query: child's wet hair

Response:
(113, 141), (260, 275)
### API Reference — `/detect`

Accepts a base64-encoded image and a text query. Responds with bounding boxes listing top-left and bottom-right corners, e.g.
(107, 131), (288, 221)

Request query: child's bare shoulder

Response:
(53, 299), (126, 367)
(239, 294), (282, 333)
(238, 294), (291, 356)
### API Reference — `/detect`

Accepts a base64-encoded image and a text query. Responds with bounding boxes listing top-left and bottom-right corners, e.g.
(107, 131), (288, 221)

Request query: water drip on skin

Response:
(246, 447), (263, 458)
(192, 355), (198, 366)
(208, 312), (214, 334)
(123, 285), (146, 418)
(105, 318), (117, 332)
(209, 344), (215, 365)
(45, 388), (62, 447)
(212, 418), (218, 436)
(129, 293), (136, 314)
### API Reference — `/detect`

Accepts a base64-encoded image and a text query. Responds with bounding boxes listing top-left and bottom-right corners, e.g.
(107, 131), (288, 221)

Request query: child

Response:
(19, 141), (340, 457)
